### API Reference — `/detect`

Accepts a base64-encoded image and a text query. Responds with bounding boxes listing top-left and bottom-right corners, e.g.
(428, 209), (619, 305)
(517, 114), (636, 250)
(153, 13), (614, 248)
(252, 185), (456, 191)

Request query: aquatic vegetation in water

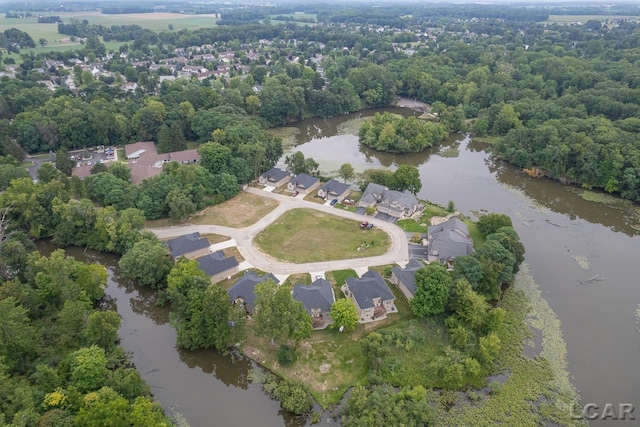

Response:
(436, 147), (460, 158)
(571, 255), (589, 270)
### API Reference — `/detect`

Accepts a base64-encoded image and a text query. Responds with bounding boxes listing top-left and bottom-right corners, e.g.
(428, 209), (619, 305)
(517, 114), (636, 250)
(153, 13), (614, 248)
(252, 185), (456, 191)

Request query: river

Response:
(41, 108), (639, 426)
(285, 109), (640, 425)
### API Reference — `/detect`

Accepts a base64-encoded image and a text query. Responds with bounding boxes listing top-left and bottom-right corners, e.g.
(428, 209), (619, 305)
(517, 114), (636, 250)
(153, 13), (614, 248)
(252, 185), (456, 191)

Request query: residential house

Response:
(286, 173), (320, 194)
(228, 271), (279, 315)
(341, 270), (396, 323)
(390, 259), (424, 301)
(258, 168), (291, 188)
(317, 179), (350, 202)
(197, 251), (239, 284)
(359, 183), (422, 218)
(292, 278), (335, 329)
(427, 218), (474, 268)
(166, 232), (210, 260)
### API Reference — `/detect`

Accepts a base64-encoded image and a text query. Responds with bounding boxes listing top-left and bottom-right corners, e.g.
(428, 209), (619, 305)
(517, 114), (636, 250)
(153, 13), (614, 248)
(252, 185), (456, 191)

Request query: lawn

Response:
(397, 218), (428, 233)
(463, 219), (485, 249)
(189, 191), (279, 228)
(241, 321), (369, 408)
(200, 233), (231, 244)
(254, 209), (390, 263)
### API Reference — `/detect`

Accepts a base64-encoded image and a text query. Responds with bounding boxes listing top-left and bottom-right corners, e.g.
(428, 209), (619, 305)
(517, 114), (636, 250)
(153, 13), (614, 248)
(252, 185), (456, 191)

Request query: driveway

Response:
(148, 187), (410, 275)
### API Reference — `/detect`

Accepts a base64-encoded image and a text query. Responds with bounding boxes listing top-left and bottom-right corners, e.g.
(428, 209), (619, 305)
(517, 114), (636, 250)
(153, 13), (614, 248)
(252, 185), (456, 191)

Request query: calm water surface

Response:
(286, 110), (640, 426)
(40, 108), (640, 426)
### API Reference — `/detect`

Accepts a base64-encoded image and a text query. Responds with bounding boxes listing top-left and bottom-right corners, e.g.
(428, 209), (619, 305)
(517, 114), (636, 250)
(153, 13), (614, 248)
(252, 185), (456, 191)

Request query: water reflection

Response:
(177, 347), (252, 389)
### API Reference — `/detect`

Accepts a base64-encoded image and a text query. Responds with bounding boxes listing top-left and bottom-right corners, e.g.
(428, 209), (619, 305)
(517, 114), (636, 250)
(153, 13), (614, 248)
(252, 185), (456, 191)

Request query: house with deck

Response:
(292, 278), (335, 329)
(166, 232), (210, 260)
(427, 218), (474, 268)
(258, 168), (291, 188)
(197, 251), (239, 284)
(317, 180), (351, 202)
(359, 183), (422, 218)
(228, 272), (279, 315)
(341, 270), (396, 323)
(286, 173), (320, 194)
(390, 259), (424, 301)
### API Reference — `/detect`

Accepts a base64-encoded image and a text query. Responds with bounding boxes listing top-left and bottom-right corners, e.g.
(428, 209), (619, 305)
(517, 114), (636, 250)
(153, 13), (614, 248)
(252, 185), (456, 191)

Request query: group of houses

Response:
(165, 232), (240, 285)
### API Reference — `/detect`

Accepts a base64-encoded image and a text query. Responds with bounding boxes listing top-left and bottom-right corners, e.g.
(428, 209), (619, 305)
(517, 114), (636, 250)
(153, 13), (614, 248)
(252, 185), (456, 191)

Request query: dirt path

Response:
(147, 187), (409, 275)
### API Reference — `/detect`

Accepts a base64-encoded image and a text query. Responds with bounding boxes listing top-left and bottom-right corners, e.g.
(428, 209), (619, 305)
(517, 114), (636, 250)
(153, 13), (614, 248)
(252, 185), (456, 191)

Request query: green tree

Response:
(176, 285), (234, 351)
(166, 189), (196, 220)
(70, 345), (108, 393)
(391, 165), (422, 195)
(130, 396), (169, 426)
(254, 280), (312, 345)
(476, 213), (512, 236)
(118, 238), (172, 289)
(109, 162), (131, 182)
(492, 104), (522, 135)
(330, 298), (359, 331)
(338, 163), (355, 183)
(0, 297), (37, 372)
(55, 147), (75, 176)
(448, 279), (488, 330)
(37, 162), (60, 183)
(84, 310), (121, 352)
(452, 255), (484, 290)
(165, 258), (209, 313)
(284, 151), (319, 176)
(74, 386), (130, 426)
(486, 226), (525, 273)
(410, 263), (452, 317)
(198, 142), (232, 175)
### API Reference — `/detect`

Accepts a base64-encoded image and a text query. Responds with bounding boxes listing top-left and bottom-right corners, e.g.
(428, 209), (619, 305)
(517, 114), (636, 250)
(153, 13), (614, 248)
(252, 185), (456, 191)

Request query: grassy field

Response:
(145, 192), (279, 229)
(190, 192), (279, 228)
(0, 12), (218, 60)
(254, 208), (390, 263)
(241, 322), (368, 407)
(545, 14), (639, 23)
(463, 219), (485, 249)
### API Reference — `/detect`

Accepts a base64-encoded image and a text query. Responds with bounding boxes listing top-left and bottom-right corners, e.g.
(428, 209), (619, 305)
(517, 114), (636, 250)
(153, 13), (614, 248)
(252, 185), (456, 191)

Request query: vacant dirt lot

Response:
(189, 192), (279, 228)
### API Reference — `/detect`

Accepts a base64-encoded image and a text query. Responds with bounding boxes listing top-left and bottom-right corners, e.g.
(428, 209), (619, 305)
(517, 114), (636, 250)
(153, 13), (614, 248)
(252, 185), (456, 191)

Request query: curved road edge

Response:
(147, 186), (410, 275)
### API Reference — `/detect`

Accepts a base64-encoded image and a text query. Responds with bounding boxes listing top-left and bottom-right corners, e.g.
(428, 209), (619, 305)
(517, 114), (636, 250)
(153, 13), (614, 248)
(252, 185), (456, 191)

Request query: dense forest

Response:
(0, 3), (638, 200)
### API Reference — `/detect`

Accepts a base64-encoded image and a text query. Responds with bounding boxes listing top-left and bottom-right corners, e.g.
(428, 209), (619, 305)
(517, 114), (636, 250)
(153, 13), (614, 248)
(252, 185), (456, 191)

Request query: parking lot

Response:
(70, 146), (117, 167)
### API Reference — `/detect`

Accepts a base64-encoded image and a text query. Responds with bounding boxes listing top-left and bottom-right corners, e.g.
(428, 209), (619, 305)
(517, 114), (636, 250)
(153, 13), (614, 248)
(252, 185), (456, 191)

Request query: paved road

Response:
(148, 187), (410, 275)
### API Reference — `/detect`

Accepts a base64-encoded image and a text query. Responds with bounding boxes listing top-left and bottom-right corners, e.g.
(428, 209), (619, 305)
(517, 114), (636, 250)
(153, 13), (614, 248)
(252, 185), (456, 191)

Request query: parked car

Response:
(330, 199), (338, 206)
(291, 190), (299, 197)
(366, 223), (374, 230)
(360, 221), (369, 229)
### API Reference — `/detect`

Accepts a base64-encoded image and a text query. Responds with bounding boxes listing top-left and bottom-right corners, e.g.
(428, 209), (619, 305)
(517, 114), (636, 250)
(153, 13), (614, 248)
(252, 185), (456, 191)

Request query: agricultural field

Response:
(0, 12), (219, 59)
(545, 14), (639, 24)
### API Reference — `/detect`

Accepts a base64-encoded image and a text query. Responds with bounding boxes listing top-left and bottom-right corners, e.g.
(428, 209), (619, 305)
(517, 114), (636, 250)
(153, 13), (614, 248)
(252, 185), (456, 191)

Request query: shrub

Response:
(277, 345), (297, 367)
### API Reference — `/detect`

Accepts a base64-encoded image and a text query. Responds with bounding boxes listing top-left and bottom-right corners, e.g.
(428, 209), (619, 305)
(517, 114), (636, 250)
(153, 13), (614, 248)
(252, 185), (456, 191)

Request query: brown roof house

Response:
(258, 168), (291, 188)
(166, 232), (210, 261)
(427, 218), (474, 269)
(341, 270), (397, 323)
(390, 259), (424, 301)
(228, 272), (279, 315)
(124, 141), (201, 184)
(317, 179), (350, 202)
(286, 173), (320, 194)
(292, 278), (335, 329)
(197, 251), (239, 284)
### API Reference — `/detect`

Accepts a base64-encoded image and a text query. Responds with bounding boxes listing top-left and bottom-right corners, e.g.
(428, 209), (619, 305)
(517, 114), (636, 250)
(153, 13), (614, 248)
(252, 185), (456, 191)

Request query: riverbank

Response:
(237, 262), (585, 425)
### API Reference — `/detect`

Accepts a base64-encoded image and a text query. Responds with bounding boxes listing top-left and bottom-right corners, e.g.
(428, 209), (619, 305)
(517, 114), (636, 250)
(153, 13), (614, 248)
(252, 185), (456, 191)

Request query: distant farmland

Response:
(0, 11), (219, 57)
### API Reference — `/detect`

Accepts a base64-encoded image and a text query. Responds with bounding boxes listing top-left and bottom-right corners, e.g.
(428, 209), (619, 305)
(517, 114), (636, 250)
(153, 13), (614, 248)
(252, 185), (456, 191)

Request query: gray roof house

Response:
(317, 180), (351, 202)
(292, 278), (336, 329)
(390, 259), (424, 301)
(228, 271), (279, 314)
(166, 232), (210, 260)
(359, 183), (422, 218)
(286, 173), (320, 194)
(197, 251), (239, 284)
(427, 218), (474, 268)
(342, 270), (397, 323)
(258, 168), (291, 188)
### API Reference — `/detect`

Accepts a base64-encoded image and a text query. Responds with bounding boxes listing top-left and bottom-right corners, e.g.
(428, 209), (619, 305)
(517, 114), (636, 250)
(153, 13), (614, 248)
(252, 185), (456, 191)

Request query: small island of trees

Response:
(359, 112), (447, 153)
